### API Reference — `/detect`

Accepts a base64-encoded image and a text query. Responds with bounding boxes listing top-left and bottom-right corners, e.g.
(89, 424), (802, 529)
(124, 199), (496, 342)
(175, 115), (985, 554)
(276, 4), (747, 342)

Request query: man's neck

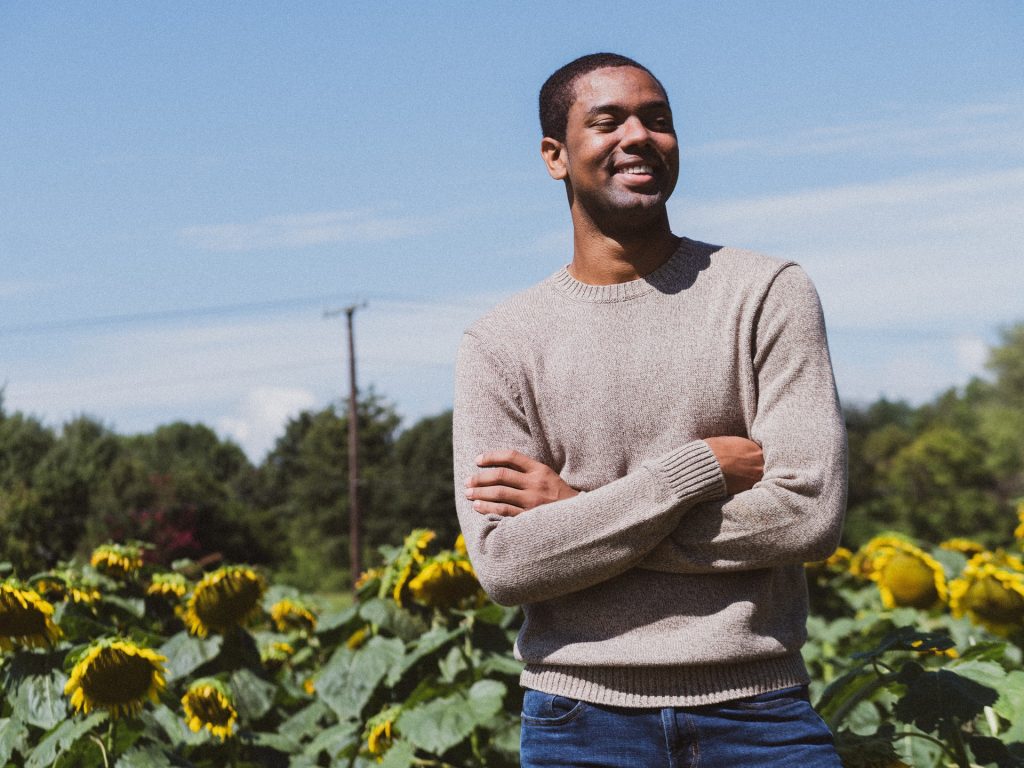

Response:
(567, 214), (680, 286)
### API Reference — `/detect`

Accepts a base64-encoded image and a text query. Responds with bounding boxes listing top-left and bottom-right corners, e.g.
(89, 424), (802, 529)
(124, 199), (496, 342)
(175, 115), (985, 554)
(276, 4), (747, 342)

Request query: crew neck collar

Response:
(550, 238), (695, 303)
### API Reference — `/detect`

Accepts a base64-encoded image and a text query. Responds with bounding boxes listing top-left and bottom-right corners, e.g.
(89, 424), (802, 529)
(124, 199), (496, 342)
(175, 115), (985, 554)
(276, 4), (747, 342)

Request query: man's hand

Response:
(704, 436), (764, 495)
(465, 450), (579, 517)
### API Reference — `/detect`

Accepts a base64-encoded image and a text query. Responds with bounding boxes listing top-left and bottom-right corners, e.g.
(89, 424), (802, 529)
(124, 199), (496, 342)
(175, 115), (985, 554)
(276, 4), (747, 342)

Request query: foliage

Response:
(0, 532), (522, 767)
(806, 528), (1024, 767)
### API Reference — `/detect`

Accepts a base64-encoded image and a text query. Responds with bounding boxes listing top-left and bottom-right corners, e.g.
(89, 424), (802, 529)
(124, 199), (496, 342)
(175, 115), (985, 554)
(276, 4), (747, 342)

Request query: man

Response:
(453, 52), (846, 767)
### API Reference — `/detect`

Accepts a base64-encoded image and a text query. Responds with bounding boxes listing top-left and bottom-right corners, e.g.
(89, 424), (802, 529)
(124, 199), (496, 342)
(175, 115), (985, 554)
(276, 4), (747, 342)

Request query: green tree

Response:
(371, 410), (458, 548)
(83, 422), (263, 566)
(255, 393), (400, 591)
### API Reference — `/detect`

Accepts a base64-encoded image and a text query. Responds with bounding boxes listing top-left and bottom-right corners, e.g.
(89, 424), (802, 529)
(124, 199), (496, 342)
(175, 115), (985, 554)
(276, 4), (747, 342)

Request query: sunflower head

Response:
(0, 581), (62, 652)
(32, 570), (101, 605)
(380, 528), (437, 606)
(850, 534), (916, 580)
(183, 566), (266, 637)
(869, 539), (948, 609)
(147, 572), (188, 600)
(939, 538), (986, 558)
(90, 542), (145, 579)
(65, 638), (166, 719)
(950, 554), (1024, 635)
(408, 553), (482, 609)
(454, 533), (468, 556)
(182, 678), (238, 741)
(260, 641), (295, 670)
(270, 598), (317, 634)
(346, 624), (372, 650)
(806, 546), (853, 576)
(364, 704), (402, 756)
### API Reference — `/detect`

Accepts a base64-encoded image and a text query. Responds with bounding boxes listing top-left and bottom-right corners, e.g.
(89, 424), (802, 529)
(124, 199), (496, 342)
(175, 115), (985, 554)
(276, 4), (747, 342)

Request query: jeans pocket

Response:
(520, 689), (587, 726)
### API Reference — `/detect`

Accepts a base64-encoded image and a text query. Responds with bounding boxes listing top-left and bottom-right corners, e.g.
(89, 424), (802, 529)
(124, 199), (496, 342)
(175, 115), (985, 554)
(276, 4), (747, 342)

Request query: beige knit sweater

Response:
(452, 238), (847, 707)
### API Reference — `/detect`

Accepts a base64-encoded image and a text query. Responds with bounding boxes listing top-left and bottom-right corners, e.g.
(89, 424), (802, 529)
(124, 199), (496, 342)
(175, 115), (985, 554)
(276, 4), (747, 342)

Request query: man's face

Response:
(550, 66), (679, 228)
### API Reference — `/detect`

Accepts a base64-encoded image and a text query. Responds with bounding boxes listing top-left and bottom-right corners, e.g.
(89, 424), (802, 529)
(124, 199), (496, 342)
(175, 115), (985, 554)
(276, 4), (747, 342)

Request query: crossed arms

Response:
(452, 265), (847, 606)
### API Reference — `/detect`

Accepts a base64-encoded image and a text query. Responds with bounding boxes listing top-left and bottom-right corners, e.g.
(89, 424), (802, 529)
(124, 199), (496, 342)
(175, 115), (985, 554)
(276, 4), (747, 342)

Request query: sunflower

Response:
(181, 678), (238, 741)
(32, 571), (101, 605)
(147, 572), (188, 600)
(806, 546), (853, 575)
(869, 539), (948, 609)
(355, 567), (382, 590)
(454, 533), (468, 556)
(65, 638), (166, 719)
(260, 641), (295, 670)
(381, 528), (437, 606)
(939, 538), (986, 558)
(270, 598), (317, 633)
(364, 705), (401, 756)
(408, 553), (482, 609)
(0, 581), (62, 651)
(950, 553), (1024, 635)
(183, 566), (266, 637)
(90, 543), (144, 579)
(346, 624), (371, 650)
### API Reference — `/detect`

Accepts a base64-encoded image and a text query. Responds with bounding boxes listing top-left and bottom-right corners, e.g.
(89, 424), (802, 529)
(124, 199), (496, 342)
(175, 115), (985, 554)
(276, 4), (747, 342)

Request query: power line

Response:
(0, 292), (485, 337)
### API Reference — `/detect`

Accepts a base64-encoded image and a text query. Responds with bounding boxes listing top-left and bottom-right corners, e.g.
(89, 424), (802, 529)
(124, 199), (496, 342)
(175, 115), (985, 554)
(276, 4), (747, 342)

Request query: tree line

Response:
(2, 323), (1022, 591)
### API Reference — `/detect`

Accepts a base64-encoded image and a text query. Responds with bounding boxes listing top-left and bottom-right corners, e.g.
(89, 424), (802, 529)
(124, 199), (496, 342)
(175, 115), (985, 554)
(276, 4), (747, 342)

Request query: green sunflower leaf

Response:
(994, 670), (1024, 743)
(397, 680), (506, 755)
(894, 668), (998, 731)
(116, 743), (176, 767)
(317, 637), (404, 721)
(379, 739), (416, 768)
(230, 668), (278, 721)
(0, 718), (28, 766)
(25, 712), (106, 768)
(157, 631), (223, 681)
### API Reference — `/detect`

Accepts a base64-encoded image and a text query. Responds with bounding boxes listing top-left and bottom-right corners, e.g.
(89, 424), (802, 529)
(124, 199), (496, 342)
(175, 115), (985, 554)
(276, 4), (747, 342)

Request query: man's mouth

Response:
(615, 163), (655, 175)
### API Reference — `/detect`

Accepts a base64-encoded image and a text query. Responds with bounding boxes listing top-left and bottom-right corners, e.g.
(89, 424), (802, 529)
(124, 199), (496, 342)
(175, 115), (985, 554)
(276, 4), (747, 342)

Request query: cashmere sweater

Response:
(452, 237), (847, 707)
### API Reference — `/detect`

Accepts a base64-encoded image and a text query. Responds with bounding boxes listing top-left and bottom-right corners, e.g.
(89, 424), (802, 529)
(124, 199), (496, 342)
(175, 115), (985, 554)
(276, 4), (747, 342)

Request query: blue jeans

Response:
(520, 686), (842, 768)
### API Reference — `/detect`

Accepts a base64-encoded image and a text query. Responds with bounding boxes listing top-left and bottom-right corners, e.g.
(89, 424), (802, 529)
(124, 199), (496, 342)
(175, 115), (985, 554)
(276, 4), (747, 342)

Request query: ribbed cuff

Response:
(645, 440), (726, 506)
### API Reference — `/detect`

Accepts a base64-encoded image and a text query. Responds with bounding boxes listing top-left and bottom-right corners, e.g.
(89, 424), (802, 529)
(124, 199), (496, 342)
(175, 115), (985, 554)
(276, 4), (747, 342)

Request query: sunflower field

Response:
(2, 514), (1024, 768)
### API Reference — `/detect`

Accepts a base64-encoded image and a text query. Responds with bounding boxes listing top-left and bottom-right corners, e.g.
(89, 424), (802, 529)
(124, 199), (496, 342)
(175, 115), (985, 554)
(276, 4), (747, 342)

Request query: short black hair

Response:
(539, 53), (667, 142)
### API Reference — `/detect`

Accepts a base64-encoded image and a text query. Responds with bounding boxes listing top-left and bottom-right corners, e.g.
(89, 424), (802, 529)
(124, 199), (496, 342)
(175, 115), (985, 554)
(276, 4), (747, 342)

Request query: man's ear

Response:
(541, 137), (568, 181)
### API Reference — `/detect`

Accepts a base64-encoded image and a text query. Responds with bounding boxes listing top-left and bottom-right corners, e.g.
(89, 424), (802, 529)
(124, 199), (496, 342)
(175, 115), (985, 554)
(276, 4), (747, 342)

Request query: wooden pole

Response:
(324, 302), (366, 591)
(344, 305), (362, 587)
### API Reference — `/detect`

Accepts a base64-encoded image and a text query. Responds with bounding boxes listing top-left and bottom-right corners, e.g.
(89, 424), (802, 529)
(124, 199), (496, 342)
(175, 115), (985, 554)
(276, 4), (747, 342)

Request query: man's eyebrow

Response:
(584, 100), (671, 117)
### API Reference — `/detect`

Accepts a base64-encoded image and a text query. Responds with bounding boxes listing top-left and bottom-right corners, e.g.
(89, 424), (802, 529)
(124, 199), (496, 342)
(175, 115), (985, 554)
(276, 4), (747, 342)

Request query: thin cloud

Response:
(676, 167), (1024, 329)
(687, 95), (1024, 160)
(179, 208), (431, 252)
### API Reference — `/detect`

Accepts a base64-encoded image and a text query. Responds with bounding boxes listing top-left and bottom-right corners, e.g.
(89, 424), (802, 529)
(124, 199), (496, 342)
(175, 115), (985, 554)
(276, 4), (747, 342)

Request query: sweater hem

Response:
(519, 652), (810, 707)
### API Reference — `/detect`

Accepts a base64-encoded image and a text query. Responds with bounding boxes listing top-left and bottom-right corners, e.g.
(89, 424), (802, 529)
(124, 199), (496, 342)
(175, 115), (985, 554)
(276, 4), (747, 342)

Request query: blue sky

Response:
(2, 2), (1023, 459)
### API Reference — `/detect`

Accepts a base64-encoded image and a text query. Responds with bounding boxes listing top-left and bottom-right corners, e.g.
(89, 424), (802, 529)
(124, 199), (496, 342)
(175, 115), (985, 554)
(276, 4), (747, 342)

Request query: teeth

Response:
(620, 165), (654, 174)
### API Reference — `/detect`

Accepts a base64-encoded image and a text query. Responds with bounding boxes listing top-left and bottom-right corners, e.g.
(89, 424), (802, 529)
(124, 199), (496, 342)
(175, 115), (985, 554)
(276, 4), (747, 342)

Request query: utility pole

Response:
(324, 302), (366, 590)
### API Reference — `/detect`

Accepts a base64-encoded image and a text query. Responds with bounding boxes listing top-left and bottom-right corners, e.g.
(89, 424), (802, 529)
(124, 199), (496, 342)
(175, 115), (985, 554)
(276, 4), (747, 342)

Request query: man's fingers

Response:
(475, 449), (538, 471)
(472, 499), (525, 517)
(464, 484), (524, 505)
(465, 466), (527, 489)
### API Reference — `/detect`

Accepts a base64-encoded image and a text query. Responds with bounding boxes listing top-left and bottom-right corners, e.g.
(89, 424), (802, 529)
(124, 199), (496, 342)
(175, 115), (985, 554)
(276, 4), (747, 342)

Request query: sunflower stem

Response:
(106, 718), (116, 759)
(89, 734), (110, 768)
(892, 728), (960, 765)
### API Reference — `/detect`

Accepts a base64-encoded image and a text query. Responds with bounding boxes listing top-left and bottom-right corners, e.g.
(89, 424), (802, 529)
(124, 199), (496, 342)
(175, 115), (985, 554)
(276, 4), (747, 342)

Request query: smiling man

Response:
(453, 53), (847, 767)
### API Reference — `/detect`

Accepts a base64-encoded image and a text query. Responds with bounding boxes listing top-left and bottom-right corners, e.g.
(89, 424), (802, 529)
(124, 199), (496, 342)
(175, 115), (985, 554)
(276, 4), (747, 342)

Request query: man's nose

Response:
(620, 116), (652, 147)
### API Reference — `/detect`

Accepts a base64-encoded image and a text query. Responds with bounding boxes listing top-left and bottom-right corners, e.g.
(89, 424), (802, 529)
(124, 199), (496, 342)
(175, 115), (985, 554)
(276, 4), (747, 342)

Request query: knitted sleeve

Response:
(452, 332), (725, 606)
(638, 265), (848, 573)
